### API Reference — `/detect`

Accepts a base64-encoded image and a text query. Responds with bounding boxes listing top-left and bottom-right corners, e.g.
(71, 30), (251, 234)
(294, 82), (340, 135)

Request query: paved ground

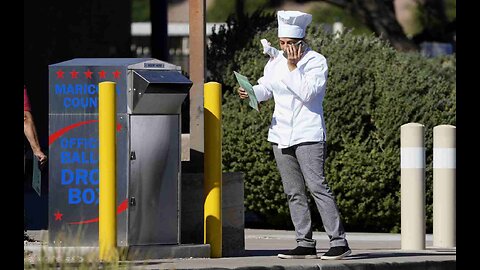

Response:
(24, 229), (456, 269)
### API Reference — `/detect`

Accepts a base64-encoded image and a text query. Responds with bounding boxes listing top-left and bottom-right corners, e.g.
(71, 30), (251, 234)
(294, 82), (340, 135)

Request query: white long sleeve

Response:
(281, 58), (328, 103)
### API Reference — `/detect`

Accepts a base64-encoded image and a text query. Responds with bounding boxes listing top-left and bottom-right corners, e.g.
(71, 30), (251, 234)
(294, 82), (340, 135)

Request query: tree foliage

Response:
(206, 0), (456, 52)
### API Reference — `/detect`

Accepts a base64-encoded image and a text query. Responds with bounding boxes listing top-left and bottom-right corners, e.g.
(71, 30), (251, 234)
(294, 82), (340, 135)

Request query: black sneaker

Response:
(320, 246), (351, 260)
(277, 246), (318, 259)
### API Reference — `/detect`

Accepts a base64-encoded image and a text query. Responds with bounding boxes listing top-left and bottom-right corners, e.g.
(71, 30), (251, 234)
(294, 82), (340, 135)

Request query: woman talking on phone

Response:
(237, 10), (351, 260)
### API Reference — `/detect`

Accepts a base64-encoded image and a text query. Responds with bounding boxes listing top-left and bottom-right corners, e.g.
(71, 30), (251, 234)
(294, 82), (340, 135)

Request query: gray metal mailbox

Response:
(48, 58), (192, 246)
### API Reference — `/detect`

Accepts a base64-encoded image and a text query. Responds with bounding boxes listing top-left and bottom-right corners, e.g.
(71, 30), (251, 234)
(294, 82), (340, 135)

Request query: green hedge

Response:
(208, 13), (456, 232)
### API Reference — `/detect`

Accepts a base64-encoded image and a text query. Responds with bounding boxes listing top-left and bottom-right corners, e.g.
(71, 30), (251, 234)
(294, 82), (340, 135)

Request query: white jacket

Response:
(253, 48), (328, 149)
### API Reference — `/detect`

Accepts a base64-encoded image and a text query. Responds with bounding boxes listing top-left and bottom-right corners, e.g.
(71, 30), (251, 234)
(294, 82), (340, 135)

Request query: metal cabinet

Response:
(48, 58), (191, 246)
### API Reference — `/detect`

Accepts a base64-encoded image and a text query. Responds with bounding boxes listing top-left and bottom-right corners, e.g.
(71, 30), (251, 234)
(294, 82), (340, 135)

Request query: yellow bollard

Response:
(98, 81), (118, 261)
(204, 82), (222, 258)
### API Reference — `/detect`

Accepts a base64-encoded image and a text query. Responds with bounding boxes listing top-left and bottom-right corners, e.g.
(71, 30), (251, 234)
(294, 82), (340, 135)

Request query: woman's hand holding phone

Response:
(285, 40), (305, 71)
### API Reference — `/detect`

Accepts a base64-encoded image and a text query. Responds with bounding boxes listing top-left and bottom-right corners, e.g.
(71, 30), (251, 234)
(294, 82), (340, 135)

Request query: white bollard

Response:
(333, 22), (344, 38)
(400, 123), (425, 250)
(433, 125), (456, 248)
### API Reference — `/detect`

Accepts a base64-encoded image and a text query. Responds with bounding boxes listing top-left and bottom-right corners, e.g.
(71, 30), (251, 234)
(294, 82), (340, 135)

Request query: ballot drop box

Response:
(48, 58), (192, 246)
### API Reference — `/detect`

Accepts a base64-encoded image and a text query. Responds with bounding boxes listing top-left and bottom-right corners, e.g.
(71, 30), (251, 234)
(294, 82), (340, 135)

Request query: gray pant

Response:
(272, 141), (348, 248)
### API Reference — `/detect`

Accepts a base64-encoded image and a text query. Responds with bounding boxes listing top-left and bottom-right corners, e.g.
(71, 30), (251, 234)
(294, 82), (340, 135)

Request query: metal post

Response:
(188, 0), (206, 172)
(400, 123), (425, 250)
(98, 81), (118, 261)
(150, 0), (169, 61)
(204, 82), (222, 258)
(433, 125), (456, 248)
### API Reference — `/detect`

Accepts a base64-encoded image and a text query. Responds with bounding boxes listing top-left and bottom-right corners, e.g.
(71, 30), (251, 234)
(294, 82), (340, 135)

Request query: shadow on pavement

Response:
(244, 250), (290, 257)
(345, 251), (456, 260)
(244, 249), (455, 260)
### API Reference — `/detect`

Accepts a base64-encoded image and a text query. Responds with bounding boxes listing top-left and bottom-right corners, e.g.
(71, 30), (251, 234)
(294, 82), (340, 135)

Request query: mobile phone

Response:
(283, 40), (306, 58)
(295, 40), (306, 53)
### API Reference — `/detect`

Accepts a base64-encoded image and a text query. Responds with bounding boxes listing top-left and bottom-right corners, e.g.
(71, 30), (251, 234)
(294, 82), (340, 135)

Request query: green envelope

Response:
(234, 71), (259, 111)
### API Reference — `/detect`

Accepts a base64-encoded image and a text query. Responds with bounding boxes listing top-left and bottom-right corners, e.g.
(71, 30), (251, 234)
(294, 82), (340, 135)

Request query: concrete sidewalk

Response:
(24, 229), (456, 269)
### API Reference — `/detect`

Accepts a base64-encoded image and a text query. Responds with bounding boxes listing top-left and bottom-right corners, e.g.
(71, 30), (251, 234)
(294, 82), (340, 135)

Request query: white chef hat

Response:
(277, 10), (312, 39)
